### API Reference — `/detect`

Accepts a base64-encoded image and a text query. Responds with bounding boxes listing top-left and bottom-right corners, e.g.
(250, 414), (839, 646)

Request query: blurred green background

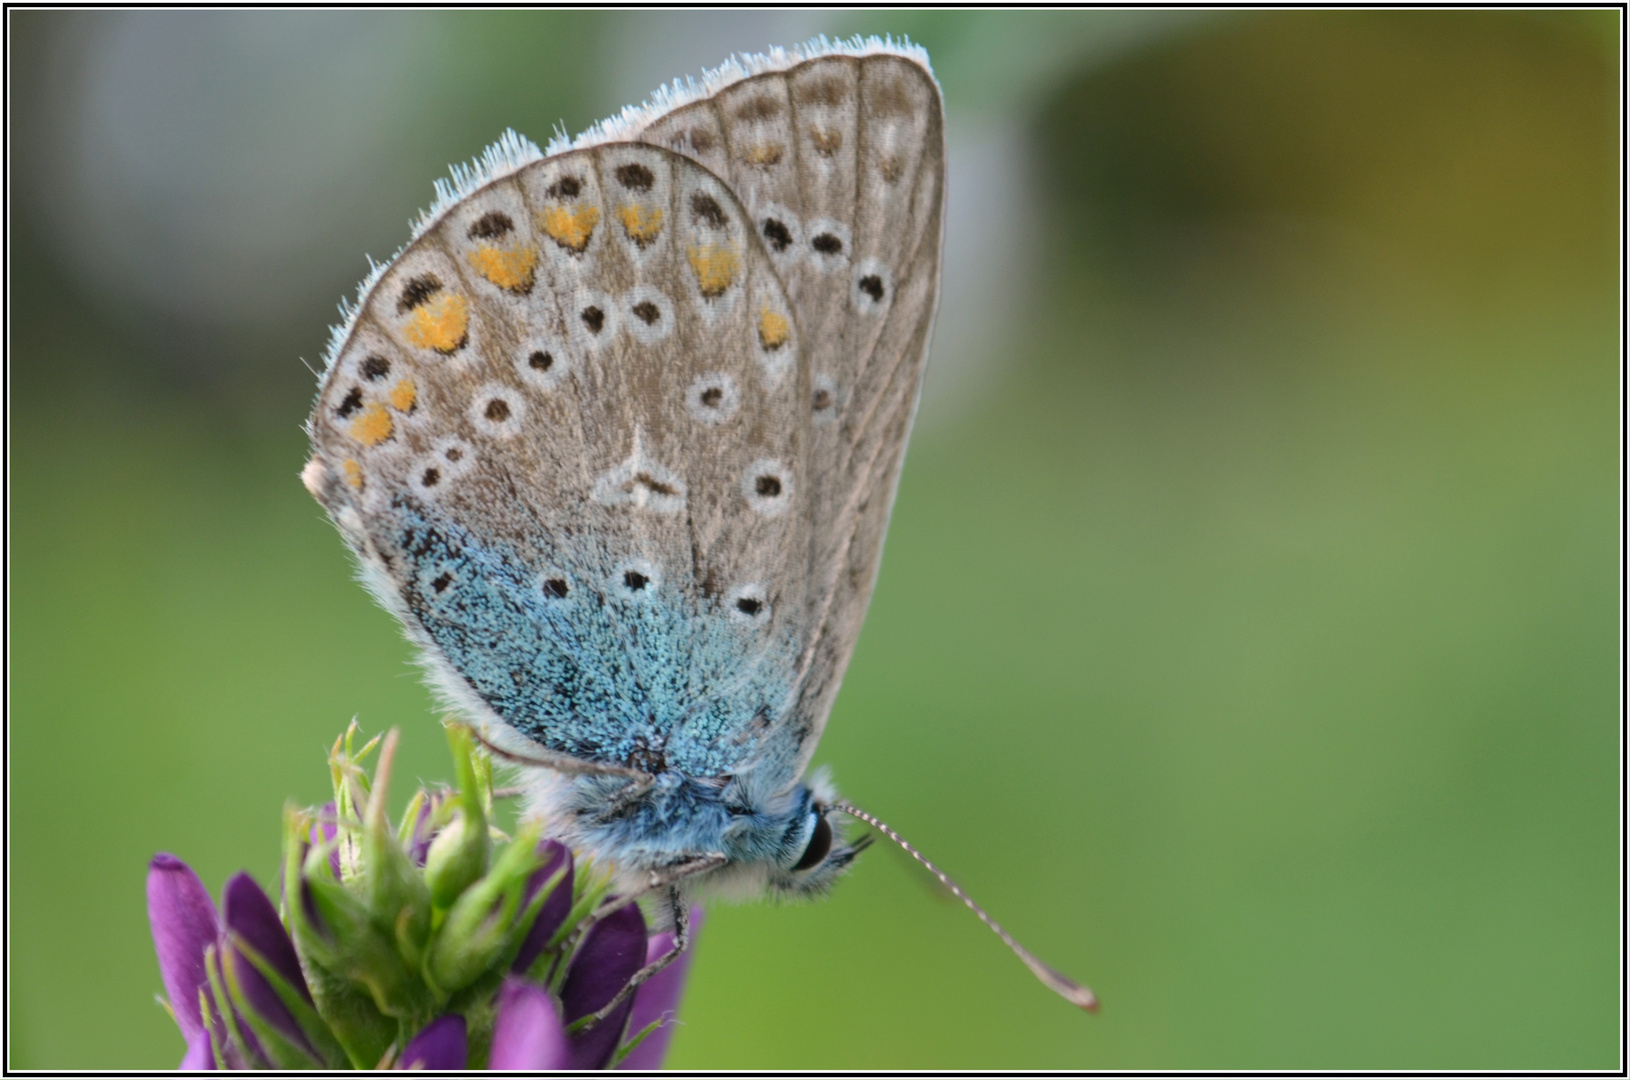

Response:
(9, 10), (1620, 1069)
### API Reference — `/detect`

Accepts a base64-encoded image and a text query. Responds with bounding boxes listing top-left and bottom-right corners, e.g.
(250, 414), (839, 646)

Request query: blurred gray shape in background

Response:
(28, 12), (452, 330)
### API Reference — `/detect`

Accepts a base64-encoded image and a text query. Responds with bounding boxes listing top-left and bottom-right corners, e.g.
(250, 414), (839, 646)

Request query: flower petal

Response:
(489, 976), (570, 1070)
(560, 900), (646, 1022)
(221, 873), (322, 1065)
(617, 907), (705, 1071)
(523, 841), (571, 910)
(147, 853), (219, 1044)
(405, 794), (437, 867)
(222, 946), (320, 1065)
(179, 1028), (215, 1071)
(562, 900), (646, 1069)
(511, 841), (573, 975)
(397, 1014), (467, 1070)
(221, 872), (312, 1003)
(311, 802), (341, 878)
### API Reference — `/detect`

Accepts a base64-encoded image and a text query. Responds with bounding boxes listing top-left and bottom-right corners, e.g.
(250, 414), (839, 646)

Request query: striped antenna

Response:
(831, 802), (1098, 1012)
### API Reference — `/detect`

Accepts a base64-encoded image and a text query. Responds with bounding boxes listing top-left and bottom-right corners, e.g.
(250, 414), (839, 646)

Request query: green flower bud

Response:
(290, 820), (436, 1033)
(423, 727), (490, 909)
(360, 733), (433, 966)
(427, 823), (547, 993)
(152, 723), (696, 1070)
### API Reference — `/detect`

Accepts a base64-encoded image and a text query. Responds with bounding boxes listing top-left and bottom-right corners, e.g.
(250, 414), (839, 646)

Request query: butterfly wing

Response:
(306, 143), (813, 778)
(624, 47), (947, 780)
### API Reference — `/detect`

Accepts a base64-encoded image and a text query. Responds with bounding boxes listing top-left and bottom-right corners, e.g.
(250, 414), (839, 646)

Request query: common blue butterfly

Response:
(302, 36), (1094, 1018)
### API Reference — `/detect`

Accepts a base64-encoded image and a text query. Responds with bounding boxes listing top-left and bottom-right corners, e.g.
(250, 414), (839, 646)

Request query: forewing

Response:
(633, 50), (946, 778)
(306, 145), (810, 777)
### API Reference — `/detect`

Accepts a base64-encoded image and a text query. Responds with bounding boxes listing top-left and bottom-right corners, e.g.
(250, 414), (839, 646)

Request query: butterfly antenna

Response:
(831, 802), (1098, 1012)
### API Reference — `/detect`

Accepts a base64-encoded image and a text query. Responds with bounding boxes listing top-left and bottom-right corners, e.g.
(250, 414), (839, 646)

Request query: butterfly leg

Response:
(574, 885), (693, 1031)
(465, 724), (651, 782)
(596, 772), (657, 821)
(582, 852), (727, 929)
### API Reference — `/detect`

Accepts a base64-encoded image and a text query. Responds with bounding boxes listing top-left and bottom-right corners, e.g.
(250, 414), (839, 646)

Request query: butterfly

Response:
(302, 36), (1093, 1019)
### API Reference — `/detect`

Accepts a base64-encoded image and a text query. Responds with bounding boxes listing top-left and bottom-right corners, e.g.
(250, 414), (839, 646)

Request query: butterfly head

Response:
(518, 755), (867, 901)
(752, 768), (873, 900)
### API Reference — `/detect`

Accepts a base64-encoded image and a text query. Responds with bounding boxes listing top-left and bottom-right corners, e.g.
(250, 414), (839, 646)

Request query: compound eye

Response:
(791, 813), (833, 872)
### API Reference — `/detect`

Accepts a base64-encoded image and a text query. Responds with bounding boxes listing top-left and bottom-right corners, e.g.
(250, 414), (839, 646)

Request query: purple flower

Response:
(219, 872), (324, 1066)
(147, 854), (216, 1050)
(489, 978), (569, 1069)
(618, 909), (705, 1071)
(397, 1015), (466, 1070)
(147, 724), (705, 1070)
(489, 903), (706, 1070)
(511, 843), (575, 976)
(562, 901), (649, 1069)
(146, 857), (323, 1069)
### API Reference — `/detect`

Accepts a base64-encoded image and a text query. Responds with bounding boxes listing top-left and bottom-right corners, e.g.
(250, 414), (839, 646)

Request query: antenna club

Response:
(831, 802), (1099, 1014)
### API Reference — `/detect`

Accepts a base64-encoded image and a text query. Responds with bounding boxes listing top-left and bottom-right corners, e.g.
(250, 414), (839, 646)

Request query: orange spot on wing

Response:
(467, 245), (538, 292)
(349, 403), (393, 447)
(540, 204), (600, 253)
(810, 128), (842, 156)
(342, 458), (365, 489)
(744, 143), (784, 166)
(403, 293), (469, 354)
(758, 307), (791, 351)
(616, 204), (665, 247)
(388, 378), (417, 412)
(687, 244), (740, 298)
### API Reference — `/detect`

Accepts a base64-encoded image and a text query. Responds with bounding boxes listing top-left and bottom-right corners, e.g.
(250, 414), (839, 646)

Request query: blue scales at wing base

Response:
(385, 496), (797, 778)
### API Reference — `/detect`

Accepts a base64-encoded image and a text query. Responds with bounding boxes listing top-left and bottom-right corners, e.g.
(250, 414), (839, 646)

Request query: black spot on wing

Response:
(690, 191), (727, 229)
(615, 163), (654, 191)
(389, 500), (621, 764)
(397, 274), (442, 313)
(761, 218), (793, 252)
(468, 211), (514, 240)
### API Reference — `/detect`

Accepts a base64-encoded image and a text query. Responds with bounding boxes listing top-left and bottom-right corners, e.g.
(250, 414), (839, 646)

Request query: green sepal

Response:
(282, 807), (396, 1068)
(361, 779), (433, 969)
(198, 985), (229, 1069)
(542, 868), (613, 995)
(328, 722), (381, 884)
(300, 957), (397, 1068)
(229, 928), (348, 1068)
(219, 941), (325, 1069)
(447, 982), (501, 1071)
(294, 886), (418, 1058)
(468, 734), (495, 818)
(396, 788), (430, 851)
(555, 871), (611, 950)
(609, 1017), (666, 1069)
(204, 943), (263, 1068)
(426, 821), (546, 993)
(437, 846), (566, 1048)
(293, 847), (433, 1022)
